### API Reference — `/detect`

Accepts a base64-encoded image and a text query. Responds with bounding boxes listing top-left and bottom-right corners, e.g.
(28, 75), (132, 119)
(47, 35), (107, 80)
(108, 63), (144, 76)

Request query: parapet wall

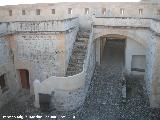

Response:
(0, 2), (159, 30)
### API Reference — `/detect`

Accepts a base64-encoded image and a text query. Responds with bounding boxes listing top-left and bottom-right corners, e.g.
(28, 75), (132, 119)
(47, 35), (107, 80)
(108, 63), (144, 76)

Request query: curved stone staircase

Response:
(66, 31), (89, 76)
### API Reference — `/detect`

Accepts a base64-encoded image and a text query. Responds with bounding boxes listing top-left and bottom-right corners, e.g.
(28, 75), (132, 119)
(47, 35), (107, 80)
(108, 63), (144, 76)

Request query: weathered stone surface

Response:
(0, 41), (160, 119)
(66, 31), (89, 76)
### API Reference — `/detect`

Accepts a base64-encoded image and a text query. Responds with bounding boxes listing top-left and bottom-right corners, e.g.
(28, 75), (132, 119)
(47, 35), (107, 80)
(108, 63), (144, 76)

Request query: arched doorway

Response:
(19, 69), (30, 89)
(95, 34), (146, 75)
(95, 35), (126, 69)
(101, 37), (126, 66)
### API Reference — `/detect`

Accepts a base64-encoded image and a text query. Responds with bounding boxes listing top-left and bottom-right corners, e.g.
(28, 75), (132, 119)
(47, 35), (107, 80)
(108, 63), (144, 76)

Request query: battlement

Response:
(0, 2), (160, 22)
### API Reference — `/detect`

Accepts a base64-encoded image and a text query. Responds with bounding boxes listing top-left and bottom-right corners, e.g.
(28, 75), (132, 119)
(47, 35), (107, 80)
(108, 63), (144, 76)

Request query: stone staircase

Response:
(66, 31), (89, 76)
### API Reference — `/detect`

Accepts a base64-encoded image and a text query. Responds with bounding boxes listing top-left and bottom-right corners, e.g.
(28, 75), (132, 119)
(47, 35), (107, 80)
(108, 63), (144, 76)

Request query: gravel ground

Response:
(0, 40), (160, 120)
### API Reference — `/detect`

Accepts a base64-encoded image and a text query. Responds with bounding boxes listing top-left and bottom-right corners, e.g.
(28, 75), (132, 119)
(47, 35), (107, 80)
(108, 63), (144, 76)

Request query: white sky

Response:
(0, 0), (141, 6)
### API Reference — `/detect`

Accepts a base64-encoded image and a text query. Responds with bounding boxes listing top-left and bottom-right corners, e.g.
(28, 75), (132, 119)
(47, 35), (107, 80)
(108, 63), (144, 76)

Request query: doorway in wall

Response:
(19, 69), (30, 89)
(101, 38), (126, 66)
(0, 74), (8, 93)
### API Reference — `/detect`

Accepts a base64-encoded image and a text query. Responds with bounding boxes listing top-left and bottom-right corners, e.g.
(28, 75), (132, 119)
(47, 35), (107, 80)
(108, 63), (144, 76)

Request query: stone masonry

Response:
(0, 0), (160, 114)
(66, 32), (89, 76)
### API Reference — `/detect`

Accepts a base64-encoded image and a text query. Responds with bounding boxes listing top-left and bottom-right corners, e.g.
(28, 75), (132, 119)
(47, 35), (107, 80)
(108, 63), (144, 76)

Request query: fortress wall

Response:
(11, 32), (66, 93)
(0, 3), (159, 30)
(0, 2), (159, 110)
(0, 16), (79, 108)
(125, 37), (146, 75)
(0, 38), (20, 108)
(0, 16), (78, 101)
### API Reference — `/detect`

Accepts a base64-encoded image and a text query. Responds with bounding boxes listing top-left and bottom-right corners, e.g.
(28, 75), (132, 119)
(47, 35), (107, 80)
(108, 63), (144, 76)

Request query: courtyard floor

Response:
(0, 40), (160, 120)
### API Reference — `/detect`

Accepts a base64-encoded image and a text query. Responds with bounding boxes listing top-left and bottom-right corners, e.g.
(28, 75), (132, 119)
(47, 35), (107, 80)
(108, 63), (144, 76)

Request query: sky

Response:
(0, 0), (141, 6)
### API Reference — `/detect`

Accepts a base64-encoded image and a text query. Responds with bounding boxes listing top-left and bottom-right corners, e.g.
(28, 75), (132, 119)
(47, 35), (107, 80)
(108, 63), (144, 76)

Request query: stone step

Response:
(68, 62), (83, 66)
(73, 46), (87, 50)
(77, 32), (90, 38)
(73, 43), (86, 47)
(67, 66), (83, 71)
(72, 49), (85, 52)
(76, 38), (88, 42)
(71, 56), (85, 60)
(72, 53), (86, 57)
(74, 41), (87, 45)
(66, 31), (89, 76)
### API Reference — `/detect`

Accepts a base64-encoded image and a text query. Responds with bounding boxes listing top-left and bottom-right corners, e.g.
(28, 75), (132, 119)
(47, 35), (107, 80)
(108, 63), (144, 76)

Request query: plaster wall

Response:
(0, 2), (159, 30)
(0, 39), (20, 108)
(34, 31), (96, 111)
(0, 1), (160, 110)
(125, 38), (146, 75)
(145, 35), (160, 107)
(10, 32), (73, 93)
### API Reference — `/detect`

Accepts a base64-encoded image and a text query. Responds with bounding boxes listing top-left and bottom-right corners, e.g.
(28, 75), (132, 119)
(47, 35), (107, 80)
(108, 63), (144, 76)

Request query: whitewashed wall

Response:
(125, 38), (146, 75)
(0, 39), (20, 108)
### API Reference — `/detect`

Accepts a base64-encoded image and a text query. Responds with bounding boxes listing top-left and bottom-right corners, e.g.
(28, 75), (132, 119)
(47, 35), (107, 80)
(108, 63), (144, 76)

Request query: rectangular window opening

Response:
(52, 9), (55, 14)
(85, 8), (89, 15)
(9, 10), (12, 16)
(22, 10), (25, 15)
(120, 8), (124, 15)
(36, 9), (40, 15)
(102, 8), (106, 15)
(139, 9), (143, 15)
(68, 8), (72, 14)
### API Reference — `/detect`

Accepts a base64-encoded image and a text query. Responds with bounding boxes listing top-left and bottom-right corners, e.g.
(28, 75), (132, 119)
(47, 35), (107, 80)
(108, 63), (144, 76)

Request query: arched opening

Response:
(95, 34), (126, 69)
(102, 38), (125, 66)
(18, 69), (30, 89)
(95, 34), (147, 75)
(87, 33), (154, 118)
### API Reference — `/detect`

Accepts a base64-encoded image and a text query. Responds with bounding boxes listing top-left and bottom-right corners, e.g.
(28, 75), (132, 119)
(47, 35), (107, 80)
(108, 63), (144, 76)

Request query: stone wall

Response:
(0, 38), (20, 108)
(0, 1), (160, 110)
(0, 17), (79, 108)
(0, 2), (159, 30)
(125, 38), (146, 75)
(8, 18), (78, 32)
(145, 34), (160, 107)
(93, 17), (160, 108)
(33, 28), (95, 111)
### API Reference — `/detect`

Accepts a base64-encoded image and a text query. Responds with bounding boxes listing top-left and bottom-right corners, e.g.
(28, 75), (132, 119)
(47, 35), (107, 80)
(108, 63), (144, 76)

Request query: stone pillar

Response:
(146, 35), (160, 108)
(100, 37), (106, 58)
(33, 79), (41, 108)
(125, 38), (132, 74)
(96, 38), (101, 65)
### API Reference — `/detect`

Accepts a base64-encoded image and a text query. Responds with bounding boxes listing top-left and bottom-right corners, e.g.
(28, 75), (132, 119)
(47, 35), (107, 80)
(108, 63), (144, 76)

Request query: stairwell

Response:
(65, 31), (89, 76)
